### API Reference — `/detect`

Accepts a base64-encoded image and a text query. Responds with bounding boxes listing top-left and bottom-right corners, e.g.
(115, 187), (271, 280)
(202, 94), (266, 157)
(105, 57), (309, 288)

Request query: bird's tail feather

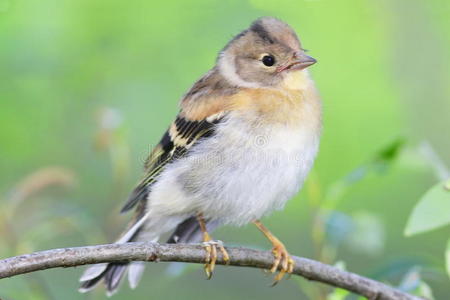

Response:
(166, 216), (219, 243)
(79, 261), (148, 296)
(78, 214), (217, 295)
(78, 212), (152, 296)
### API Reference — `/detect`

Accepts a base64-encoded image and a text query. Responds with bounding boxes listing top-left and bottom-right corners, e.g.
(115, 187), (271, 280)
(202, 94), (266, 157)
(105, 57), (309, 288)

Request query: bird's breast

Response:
(182, 77), (321, 224)
(186, 111), (320, 225)
(148, 73), (322, 225)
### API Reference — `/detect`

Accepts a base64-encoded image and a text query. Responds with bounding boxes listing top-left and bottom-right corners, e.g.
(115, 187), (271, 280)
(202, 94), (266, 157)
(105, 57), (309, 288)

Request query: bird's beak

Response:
(276, 52), (317, 73)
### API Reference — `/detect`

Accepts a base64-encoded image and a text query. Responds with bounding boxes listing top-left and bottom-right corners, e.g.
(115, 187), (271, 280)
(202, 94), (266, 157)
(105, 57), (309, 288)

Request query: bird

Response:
(79, 16), (321, 296)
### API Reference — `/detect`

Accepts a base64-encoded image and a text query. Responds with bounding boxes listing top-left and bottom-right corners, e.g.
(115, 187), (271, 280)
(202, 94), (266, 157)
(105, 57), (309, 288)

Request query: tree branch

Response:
(0, 242), (423, 300)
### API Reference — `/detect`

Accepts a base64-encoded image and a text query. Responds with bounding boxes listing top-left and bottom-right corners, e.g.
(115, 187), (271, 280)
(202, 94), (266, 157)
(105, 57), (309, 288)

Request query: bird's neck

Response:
(277, 69), (313, 91)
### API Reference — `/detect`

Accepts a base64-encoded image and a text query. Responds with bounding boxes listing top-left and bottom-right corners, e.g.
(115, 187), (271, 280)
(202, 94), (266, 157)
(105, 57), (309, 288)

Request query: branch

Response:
(0, 242), (423, 300)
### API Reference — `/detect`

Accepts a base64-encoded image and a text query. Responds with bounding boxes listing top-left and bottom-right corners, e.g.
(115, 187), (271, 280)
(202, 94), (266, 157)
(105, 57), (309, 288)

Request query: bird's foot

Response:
(196, 213), (229, 279)
(270, 241), (295, 285)
(202, 239), (230, 279)
(253, 220), (295, 285)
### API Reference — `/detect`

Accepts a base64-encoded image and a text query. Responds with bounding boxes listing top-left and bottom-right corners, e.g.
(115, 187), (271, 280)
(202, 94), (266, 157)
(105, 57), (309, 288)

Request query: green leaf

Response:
(414, 282), (435, 300)
(398, 267), (434, 299)
(405, 180), (450, 236)
(326, 288), (350, 300)
(374, 137), (406, 163)
(323, 138), (406, 210)
(411, 281), (434, 300)
(446, 238), (450, 280)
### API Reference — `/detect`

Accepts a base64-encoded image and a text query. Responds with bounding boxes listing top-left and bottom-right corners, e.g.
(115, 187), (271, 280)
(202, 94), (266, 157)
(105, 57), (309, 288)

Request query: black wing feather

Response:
(120, 114), (224, 213)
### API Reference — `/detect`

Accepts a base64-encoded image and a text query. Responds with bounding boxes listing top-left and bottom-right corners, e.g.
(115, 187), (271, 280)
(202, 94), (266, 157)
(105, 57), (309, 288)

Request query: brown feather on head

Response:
(217, 17), (316, 88)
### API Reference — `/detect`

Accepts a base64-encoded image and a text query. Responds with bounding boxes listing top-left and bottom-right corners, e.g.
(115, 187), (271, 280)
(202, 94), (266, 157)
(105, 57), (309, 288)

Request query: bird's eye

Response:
(261, 55), (275, 67)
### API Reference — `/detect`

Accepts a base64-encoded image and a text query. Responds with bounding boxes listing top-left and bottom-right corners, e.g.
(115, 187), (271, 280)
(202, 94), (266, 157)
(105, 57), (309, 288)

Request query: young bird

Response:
(79, 16), (321, 296)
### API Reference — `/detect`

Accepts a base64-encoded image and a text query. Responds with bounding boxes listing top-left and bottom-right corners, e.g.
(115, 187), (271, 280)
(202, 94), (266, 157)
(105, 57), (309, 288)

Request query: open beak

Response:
(276, 52), (317, 73)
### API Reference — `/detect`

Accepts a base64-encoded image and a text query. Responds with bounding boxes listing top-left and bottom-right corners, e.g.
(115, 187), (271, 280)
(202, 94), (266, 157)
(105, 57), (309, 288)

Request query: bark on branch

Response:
(0, 242), (423, 300)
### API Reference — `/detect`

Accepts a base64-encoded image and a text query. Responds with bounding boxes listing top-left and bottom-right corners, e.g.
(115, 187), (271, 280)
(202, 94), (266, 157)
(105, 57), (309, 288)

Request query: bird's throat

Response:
(280, 70), (311, 91)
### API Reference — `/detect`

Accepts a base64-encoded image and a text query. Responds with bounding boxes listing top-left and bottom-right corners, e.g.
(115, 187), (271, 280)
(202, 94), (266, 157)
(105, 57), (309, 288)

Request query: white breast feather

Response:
(148, 113), (320, 226)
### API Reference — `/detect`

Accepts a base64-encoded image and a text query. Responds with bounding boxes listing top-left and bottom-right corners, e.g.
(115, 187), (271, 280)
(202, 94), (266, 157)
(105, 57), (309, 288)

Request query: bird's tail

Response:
(78, 214), (218, 296)
(78, 212), (153, 297)
(79, 262), (147, 297)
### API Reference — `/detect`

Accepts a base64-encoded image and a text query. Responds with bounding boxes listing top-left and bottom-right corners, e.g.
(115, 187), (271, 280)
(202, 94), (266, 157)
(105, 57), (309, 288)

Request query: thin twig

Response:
(0, 242), (424, 300)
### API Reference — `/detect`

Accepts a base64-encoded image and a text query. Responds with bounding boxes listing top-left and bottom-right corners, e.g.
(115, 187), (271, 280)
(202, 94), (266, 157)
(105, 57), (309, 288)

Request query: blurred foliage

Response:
(0, 0), (449, 299)
(405, 180), (450, 237)
(398, 268), (435, 300)
(404, 141), (450, 288)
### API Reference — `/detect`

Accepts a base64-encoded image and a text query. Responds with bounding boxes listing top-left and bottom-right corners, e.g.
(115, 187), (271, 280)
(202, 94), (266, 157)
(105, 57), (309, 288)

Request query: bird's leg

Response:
(196, 213), (229, 279)
(253, 220), (295, 285)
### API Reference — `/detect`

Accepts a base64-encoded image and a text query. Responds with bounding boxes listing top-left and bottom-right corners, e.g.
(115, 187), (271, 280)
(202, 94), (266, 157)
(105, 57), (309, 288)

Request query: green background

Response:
(1, 0), (449, 299)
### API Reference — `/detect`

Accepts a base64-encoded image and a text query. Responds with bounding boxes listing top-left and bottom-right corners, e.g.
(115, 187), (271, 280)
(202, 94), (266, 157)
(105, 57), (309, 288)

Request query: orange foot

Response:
(270, 240), (295, 284)
(197, 214), (230, 279)
(253, 220), (295, 285)
(202, 237), (230, 279)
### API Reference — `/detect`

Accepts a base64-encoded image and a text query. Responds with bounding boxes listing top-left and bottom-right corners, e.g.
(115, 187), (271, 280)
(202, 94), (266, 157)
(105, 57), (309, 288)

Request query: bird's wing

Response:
(120, 69), (235, 213)
(120, 113), (225, 213)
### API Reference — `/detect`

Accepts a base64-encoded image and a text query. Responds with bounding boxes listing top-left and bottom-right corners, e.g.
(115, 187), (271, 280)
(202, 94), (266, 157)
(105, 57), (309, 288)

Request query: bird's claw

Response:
(202, 240), (230, 279)
(270, 243), (295, 286)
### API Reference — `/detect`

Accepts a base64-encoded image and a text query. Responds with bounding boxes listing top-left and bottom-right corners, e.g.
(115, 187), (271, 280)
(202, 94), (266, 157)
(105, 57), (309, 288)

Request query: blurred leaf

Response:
(367, 137), (405, 175)
(405, 180), (450, 236)
(323, 210), (386, 257)
(324, 211), (353, 247)
(326, 288), (350, 300)
(398, 267), (434, 299)
(356, 137), (405, 178)
(373, 138), (406, 164)
(334, 260), (347, 271)
(446, 238), (450, 280)
(418, 141), (450, 181)
(324, 138), (406, 210)
(345, 211), (385, 256)
(414, 282), (435, 300)
(398, 267), (421, 291)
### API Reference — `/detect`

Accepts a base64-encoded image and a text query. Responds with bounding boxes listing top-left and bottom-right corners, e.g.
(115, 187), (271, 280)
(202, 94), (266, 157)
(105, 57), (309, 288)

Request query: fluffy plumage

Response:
(79, 16), (321, 295)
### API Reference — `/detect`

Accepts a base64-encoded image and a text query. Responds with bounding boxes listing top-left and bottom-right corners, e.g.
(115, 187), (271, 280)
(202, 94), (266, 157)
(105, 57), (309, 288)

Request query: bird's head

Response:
(217, 17), (316, 89)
